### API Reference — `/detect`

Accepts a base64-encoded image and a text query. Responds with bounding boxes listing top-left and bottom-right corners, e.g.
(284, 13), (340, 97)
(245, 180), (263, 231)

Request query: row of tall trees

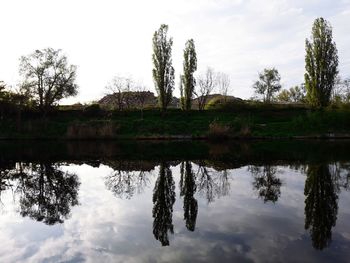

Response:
(0, 17), (346, 114)
(253, 17), (340, 108)
(152, 24), (232, 111)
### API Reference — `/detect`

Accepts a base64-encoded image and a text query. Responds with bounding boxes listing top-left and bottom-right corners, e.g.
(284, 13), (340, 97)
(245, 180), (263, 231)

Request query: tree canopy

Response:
(19, 48), (78, 111)
(152, 24), (175, 111)
(253, 68), (281, 103)
(181, 39), (197, 110)
(305, 17), (338, 108)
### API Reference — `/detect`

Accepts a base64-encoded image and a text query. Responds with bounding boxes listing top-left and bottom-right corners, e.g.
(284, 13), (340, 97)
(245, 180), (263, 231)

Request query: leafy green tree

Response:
(253, 68), (281, 103)
(305, 18), (338, 108)
(289, 85), (306, 102)
(181, 39), (197, 110)
(277, 85), (306, 103)
(276, 89), (291, 102)
(343, 78), (350, 103)
(19, 48), (78, 111)
(179, 74), (185, 109)
(152, 24), (175, 112)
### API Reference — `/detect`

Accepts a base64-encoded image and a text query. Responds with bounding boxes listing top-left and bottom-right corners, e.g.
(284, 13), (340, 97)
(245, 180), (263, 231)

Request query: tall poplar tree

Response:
(181, 39), (197, 110)
(305, 18), (338, 108)
(152, 24), (175, 111)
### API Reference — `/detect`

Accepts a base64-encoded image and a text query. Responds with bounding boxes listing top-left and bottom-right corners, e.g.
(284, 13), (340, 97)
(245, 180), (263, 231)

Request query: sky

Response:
(0, 0), (349, 104)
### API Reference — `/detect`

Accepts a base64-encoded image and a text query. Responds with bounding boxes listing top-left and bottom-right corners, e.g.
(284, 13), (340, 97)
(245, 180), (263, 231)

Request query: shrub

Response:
(208, 120), (230, 140)
(83, 104), (102, 117)
(205, 96), (246, 110)
(66, 121), (119, 139)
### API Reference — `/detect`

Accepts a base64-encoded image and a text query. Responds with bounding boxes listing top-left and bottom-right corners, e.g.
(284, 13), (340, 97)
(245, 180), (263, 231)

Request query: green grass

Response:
(0, 106), (350, 139)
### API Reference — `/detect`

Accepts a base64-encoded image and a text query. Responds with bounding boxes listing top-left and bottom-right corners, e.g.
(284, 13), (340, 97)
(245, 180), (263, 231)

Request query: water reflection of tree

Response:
(179, 161), (198, 231)
(152, 162), (176, 246)
(196, 161), (230, 204)
(14, 162), (80, 225)
(249, 165), (282, 203)
(105, 169), (150, 199)
(304, 164), (338, 250)
(0, 162), (15, 208)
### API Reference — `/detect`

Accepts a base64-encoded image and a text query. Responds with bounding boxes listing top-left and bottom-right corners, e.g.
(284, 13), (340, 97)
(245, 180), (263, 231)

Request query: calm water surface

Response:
(0, 141), (349, 262)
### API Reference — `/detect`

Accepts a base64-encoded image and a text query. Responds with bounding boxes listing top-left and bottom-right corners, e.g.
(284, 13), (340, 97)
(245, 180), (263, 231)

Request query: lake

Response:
(0, 140), (349, 263)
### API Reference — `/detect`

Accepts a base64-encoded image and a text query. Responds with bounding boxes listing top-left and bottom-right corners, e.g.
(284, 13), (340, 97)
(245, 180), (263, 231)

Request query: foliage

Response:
(19, 48), (78, 111)
(181, 39), (197, 110)
(152, 24), (175, 112)
(208, 120), (230, 140)
(277, 85), (306, 103)
(253, 68), (281, 103)
(305, 18), (338, 108)
(205, 96), (245, 110)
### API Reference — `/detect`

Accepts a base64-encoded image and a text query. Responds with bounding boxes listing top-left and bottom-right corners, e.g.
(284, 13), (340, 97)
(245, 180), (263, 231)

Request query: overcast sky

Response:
(0, 0), (349, 104)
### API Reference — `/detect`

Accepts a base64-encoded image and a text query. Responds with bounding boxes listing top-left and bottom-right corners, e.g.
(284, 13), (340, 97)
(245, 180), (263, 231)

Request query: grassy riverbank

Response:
(1, 105), (350, 140)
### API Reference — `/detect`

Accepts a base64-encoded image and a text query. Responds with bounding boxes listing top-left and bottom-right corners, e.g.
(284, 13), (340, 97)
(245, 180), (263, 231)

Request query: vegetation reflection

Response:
(304, 164), (338, 250)
(179, 161), (198, 231)
(249, 165), (282, 203)
(152, 162), (176, 246)
(0, 162), (80, 225)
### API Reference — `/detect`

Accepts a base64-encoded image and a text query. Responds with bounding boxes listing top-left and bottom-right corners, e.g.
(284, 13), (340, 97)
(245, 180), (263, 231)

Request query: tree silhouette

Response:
(250, 165), (282, 203)
(105, 169), (149, 199)
(19, 48), (78, 111)
(304, 164), (338, 250)
(152, 162), (176, 246)
(179, 161), (198, 231)
(16, 162), (80, 225)
(196, 162), (230, 204)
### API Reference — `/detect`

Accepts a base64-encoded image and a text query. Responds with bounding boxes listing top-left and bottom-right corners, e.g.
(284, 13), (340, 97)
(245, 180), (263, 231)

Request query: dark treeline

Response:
(1, 140), (350, 165)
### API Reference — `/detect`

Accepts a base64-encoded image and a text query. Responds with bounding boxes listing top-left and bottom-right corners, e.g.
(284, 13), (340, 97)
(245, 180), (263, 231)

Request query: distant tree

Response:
(277, 85), (306, 103)
(134, 84), (148, 119)
(276, 89), (291, 103)
(0, 81), (5, 99)
(105, 76), (133, 111)
(152, 24), (175, 112)
(19, 48), (78, 111)
(253, 68), (281, 103)
(181, 39), (197, 110)
(289, 85), (306, 102)
(196, 67), (217, 110)
(217, 72), (230, 102)
(343, 78), (350, 103)
(179, 74), (185, 110)
(305, 18), (338, 108)
(122, 78), (133, 110)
